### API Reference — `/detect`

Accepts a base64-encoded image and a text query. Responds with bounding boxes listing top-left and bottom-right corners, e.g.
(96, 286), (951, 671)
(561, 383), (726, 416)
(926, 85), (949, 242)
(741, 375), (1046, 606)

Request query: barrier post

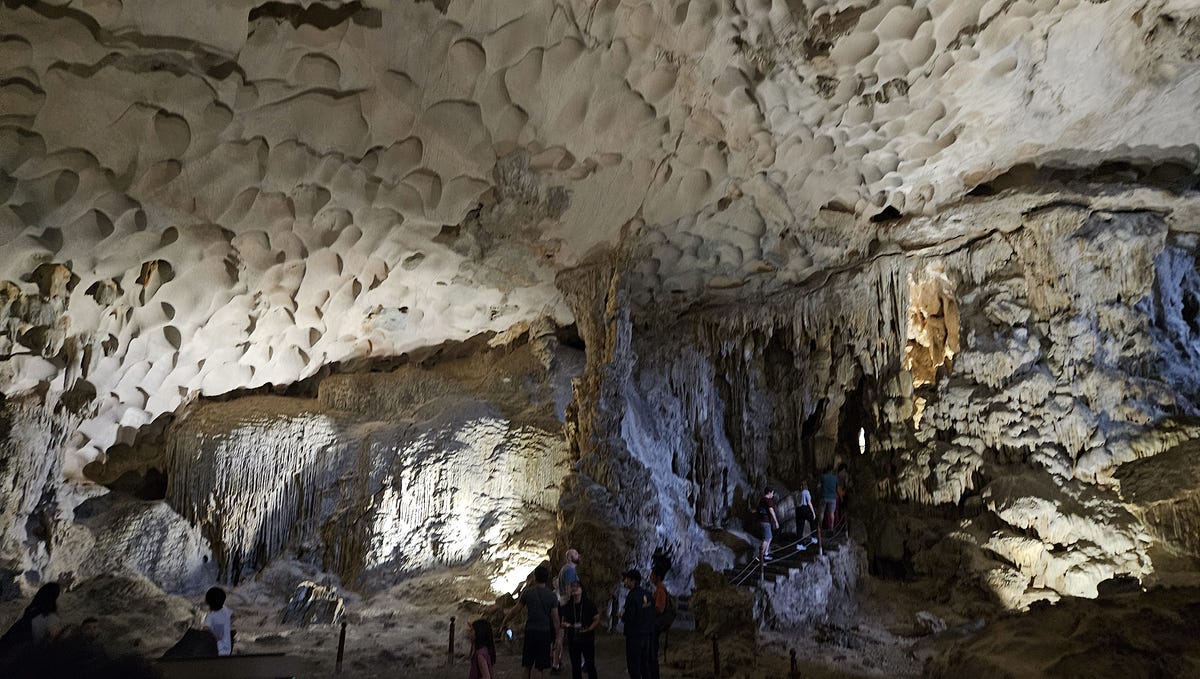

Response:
(335, 620), (347, 674)
(711, 634), (720, 678)
(448, 616), (456, 666)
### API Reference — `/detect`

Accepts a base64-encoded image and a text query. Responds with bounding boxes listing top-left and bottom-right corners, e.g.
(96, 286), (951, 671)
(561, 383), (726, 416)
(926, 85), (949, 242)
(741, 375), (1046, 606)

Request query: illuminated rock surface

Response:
(2, 1), (1200, 676)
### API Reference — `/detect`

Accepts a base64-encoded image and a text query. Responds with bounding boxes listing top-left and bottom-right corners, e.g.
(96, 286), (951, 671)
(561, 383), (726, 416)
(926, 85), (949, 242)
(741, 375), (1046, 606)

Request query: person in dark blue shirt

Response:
(820, 466), (839, 530)
(620, 569), (655, 679)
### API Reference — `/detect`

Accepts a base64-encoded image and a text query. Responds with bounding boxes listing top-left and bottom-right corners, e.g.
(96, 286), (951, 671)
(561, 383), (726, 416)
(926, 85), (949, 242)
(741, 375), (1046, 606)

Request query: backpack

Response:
(656, 590), (677, 632)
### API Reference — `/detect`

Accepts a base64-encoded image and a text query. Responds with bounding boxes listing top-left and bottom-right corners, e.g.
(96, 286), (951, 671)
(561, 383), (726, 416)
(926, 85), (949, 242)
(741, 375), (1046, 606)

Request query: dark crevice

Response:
(3, 0), (247, 81)
(969, 153), (1200, 198)
(248, 1), (382, 30)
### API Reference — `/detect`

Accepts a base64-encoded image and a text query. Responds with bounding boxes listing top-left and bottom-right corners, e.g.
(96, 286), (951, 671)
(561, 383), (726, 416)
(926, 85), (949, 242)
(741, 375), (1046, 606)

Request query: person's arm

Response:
(769, 506), (779, 528)
(551, 605), (562, 649)
(584, 610), (600, 633)
(654, 587), (666, 614)
(501, 596), (522, 631)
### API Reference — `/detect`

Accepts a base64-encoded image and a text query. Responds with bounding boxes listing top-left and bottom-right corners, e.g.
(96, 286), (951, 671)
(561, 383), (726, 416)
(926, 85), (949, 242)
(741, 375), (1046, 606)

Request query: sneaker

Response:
(763, 554), (773, 561)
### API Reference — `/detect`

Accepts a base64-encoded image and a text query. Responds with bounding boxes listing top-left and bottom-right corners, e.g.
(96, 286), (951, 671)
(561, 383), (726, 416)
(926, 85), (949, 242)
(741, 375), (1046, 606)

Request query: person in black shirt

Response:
(558, 581), (599, 679)
(758, 487), (780, 561)
(620, 569), (655, 679)
(503, 566), (561, 679)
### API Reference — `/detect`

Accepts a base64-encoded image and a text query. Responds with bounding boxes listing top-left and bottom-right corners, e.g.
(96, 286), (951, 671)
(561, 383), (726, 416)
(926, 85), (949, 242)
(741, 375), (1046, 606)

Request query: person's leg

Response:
(568, 635), (583, 679)
(625, 635), (642, 679)
(533, 629), (553, 679)
(648, 630), (660, 679)
(522, 629), (538, 679)
(581, 635), (598, 679)
(633, 638), (652, 679)
(761, 521), (773, 559)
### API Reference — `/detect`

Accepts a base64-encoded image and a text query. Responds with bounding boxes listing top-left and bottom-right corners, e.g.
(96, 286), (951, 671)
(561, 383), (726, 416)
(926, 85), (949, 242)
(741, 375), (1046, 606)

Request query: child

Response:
(467, 618), (496, 679)
(203, 587), (233, 656)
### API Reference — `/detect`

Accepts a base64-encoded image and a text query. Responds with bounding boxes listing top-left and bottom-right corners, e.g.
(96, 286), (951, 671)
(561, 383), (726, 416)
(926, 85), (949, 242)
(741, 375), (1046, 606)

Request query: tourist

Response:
(619, 569), (654, 679)
(558, 581), (599, 679)
(757, 486), (780, 561)
(649, 570), (671, 679)
(553, 548), (582, 673)
(203, 586), (233, 656)
(837, 462), (853, 526)
(468, 618), (496, 679)
(820, 466), (839, 530)
(797, 481), (817, 542)
(0, 582), (63, 655)
(503, 565), (561, 679)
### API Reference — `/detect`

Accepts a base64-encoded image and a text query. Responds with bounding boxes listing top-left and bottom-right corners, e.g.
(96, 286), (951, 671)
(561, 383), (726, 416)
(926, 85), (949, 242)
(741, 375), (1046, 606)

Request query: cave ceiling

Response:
(3, 0), (1200, 474)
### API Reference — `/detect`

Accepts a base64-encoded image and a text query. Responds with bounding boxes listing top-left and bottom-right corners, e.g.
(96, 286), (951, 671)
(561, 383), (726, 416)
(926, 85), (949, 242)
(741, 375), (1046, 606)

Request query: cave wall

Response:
(560, 193), (1200, 611)
(160, 333), (580, 592)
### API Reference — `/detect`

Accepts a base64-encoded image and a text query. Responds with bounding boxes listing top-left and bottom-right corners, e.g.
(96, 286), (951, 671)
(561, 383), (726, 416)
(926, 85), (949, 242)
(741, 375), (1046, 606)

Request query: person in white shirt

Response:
(203, 587), (233, 656)
(797, 482), (818, 543)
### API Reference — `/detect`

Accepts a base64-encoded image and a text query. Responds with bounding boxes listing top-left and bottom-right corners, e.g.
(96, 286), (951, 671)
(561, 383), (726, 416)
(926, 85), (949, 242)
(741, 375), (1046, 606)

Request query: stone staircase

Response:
(726, 522), (850, 589)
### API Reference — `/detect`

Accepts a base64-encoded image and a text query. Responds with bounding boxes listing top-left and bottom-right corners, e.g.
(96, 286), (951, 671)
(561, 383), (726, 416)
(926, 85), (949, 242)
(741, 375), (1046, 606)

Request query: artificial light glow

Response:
(858, 427), (866, 455)
(489, 545), (553, 596)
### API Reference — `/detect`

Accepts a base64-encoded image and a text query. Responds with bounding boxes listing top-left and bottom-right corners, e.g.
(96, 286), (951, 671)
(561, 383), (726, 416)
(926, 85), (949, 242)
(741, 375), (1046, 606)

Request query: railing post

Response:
(789, 648), (799, 677)
(448, 616), (456, 666)
(335, 620), (347, 674)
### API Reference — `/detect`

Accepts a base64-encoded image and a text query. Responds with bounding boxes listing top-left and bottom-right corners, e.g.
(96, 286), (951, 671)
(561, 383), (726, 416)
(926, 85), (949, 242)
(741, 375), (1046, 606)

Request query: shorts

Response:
(760, 521), (773, 542)
(522, 628), (553, 670)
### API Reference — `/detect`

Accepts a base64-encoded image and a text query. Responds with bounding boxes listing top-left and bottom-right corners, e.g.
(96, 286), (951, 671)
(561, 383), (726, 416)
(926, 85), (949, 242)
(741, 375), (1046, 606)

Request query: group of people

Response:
(488, 548), (673, 679)
(757, 462), (853, 561)
(0, 581), (233, 664)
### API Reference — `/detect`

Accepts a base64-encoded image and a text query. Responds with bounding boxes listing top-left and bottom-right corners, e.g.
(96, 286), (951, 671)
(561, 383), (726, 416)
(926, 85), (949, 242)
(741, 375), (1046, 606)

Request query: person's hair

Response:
(764, 485), (774, 494)
(837, 462), (848, 472)
(30, 583), (61, 614)
(801, 481), (809, 490)
(623, 569), (641, 584)
(204, 587), (226, 611)
(533, 566), (549, 584)
(471, 619), (495, 661)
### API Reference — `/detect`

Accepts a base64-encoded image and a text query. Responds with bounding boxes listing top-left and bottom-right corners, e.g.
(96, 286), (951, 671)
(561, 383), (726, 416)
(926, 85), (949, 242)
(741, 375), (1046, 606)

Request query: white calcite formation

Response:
(1, 0), (1200, 632)
(161, 336), (579, 592)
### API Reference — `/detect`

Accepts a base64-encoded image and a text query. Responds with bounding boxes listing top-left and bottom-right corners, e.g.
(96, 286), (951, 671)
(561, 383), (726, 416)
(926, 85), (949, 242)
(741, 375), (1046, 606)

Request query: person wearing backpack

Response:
(619, 569), (655, 679)
(650, 570), (675, 679)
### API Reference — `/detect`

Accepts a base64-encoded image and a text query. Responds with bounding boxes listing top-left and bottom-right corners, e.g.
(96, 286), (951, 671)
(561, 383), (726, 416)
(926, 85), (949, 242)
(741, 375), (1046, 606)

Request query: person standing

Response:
(203, 587), (233, 656)
(620, 569), (655, 679)
(837, 462), (853, 526)
(649, 570), (672, 679)
(503, 565), (561, 679)
(467, 619), (496, 679)
(553, 548), (582, 673)
(757, 487), (780, 561)
(797, 482), (817, 543)
(820, 466), (839, 530)
(559, 581), (599, 679)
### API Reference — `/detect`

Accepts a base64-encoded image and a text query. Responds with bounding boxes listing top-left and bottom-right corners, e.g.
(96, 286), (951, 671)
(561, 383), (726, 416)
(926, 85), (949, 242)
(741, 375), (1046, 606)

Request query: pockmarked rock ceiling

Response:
(4, 0), (1200, 609)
